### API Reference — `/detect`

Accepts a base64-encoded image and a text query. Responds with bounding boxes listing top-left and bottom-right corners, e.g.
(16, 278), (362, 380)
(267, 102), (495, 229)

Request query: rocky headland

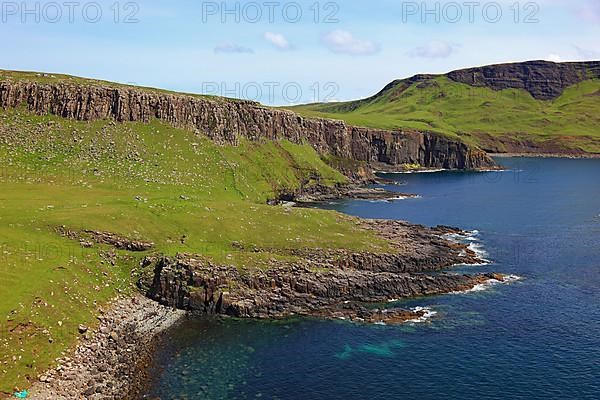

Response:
(269, 183), (419, 204)
(138, 219), (503, 322)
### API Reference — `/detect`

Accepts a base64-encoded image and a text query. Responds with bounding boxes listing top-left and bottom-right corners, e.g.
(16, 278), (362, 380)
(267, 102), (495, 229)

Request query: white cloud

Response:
(264, 32), (292, 50)
(546, 54), (563, 63)
(321, 30), (380, 56)
(410, 41), (457, 59)
(214, 42), (254, 54)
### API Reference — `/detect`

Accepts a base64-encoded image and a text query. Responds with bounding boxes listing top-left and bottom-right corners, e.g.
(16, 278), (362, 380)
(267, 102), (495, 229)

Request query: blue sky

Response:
(1, 0), (598, 104)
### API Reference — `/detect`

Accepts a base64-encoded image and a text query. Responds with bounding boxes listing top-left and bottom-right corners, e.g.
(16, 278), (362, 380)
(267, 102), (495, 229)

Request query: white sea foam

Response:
(444, 229), (492, 265)
(405, 306), (437, 323)
(450, 275), (522, 295)
(396, 169), (446, 174)
(443, 229), (480, 242)
(388, 195), (416, 200)
(368, 195), (422, 203)
(468, 242), (490, 261)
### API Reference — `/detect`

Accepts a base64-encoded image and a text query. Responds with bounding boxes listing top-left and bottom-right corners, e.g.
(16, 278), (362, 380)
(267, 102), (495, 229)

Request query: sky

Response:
(0, 0), (598, 105)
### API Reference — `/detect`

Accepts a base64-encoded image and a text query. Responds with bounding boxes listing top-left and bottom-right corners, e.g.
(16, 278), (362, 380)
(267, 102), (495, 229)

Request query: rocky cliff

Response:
(356, 60), (600, 104)
(0, 79), (496, 171)
(447, 60), (600, 100)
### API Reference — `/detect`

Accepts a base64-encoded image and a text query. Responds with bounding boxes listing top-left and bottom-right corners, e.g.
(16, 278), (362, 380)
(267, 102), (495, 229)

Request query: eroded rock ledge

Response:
(138, 220), (500, 324)
(270, 183), (418, 204)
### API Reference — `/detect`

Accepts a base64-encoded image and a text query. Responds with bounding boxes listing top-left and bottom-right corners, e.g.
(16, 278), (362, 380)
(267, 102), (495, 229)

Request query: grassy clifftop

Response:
(0, 69), (249, 104)
(291, 66), (600, 154)
(0, 105), (388, 394)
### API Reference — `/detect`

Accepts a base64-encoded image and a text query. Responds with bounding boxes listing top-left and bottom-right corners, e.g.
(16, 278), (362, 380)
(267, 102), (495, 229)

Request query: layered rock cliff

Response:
(366, 60), (600, 102)
(447, 60), (600, 100)
(0, 79), (496, 171)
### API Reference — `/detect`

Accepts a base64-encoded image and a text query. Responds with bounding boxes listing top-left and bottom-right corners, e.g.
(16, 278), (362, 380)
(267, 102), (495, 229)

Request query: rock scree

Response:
(27, 295), (186, 400)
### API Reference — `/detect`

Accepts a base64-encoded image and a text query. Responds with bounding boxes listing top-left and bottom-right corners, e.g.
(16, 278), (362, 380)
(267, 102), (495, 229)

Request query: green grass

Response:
(0, 108), (384, 394)
(290, 76), (600, 154)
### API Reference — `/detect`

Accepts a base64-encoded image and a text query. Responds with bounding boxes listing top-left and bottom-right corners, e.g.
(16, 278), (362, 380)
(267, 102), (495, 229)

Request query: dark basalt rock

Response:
(269, 183), (417, 204)
(139, 256), (488, 319)
(447, 60), (600, 100)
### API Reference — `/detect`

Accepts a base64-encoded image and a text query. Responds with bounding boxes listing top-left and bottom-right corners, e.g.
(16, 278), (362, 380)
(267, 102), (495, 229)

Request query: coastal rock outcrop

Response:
(0, 79), (496, 171)
(137, 220), (496, 321)
(140, 257), (494, 319)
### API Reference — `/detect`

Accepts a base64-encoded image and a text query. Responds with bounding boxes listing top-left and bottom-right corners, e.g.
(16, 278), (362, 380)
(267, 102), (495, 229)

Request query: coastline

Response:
(137, 219), (506, 322)
(23, 217), (510, 399)
(27, 295), (186, 400)
(489, 152), (600, 159)
(24, 192), (507, 398)
(269, 183), (419, 205)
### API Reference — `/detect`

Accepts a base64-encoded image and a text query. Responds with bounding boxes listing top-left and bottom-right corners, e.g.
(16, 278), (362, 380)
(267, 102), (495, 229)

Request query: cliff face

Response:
(0, 80), (496, 171)
(447, 60), (600, 100)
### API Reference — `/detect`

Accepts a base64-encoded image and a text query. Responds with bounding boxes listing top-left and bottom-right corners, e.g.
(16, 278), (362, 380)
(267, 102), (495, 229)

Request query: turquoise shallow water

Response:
(144, 158), (600, 399)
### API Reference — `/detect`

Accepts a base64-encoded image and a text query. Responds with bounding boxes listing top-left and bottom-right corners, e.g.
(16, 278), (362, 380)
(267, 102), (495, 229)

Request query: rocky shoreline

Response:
(269, 183), (419, 205)
(27, 295), (186, 400)
(137, 219), (503, 322)
(25, 218), (506, 399)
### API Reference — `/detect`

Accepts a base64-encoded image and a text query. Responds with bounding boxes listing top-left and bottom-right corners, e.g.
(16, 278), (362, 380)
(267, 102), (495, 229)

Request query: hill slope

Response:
(291, 61), (600, 155)
(0, 77), (373, 393)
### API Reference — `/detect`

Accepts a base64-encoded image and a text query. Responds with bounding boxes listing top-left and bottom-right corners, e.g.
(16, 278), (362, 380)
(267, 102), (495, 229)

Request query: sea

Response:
(143, 157), (600, 399)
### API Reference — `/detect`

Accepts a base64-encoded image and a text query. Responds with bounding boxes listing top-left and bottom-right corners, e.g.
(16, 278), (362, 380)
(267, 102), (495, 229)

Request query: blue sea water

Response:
(144, 158), (600, 400)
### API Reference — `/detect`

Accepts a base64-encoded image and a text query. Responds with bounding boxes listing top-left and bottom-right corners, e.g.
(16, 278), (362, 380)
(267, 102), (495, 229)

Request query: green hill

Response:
(290, 61), (600, 154)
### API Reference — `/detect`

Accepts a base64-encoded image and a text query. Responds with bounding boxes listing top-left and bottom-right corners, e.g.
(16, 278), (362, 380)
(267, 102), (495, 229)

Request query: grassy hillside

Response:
(0, 107), (388, 395)
(290, 76), (600, 154)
